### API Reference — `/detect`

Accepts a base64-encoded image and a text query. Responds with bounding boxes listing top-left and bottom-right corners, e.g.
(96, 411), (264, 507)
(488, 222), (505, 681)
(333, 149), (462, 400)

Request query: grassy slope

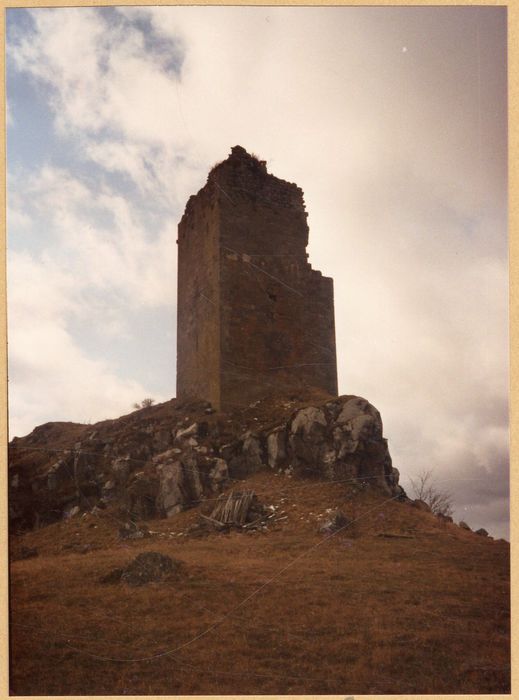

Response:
(10, 470), (510, 695)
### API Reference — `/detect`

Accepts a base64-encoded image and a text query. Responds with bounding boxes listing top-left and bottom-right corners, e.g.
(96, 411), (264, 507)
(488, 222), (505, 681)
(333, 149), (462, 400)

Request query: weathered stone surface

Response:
(64, 505), (80, 519)
(154, 452), (187, 517)
(176, 146), (338, 411)
(126, 473), (159, 520)
(291, 406), (327, 437)
(175, 423), (198, 441)
(209, 458), (229, 491)
(47, 459), (70, 491)
(267, 427), (287, 469)
(282, 397), (396, 493)
(319, 510), (350, 535)
(241, 433), (265, 472)
(118, 521), (149, 540)
(112, 457), (131, 488)
(8, 393), (402, 531)
(181, 452), (204, 501)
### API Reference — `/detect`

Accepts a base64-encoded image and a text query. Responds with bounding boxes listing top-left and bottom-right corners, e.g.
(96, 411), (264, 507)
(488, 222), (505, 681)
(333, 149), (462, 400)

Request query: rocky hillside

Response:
(9, 392), (509, 695)
(10, 468), (509, 695)
(9, 390), (403, 532)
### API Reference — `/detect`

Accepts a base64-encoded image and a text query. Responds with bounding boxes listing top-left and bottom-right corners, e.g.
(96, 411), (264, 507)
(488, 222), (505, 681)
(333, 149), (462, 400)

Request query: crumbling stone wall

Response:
(177, 180), (221, 405)
(177, 145), (338, 409)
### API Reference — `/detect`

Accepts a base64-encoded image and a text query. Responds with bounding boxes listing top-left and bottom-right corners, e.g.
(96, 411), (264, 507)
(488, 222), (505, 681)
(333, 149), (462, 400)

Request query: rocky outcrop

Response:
(8, 394), (404, 531)
(265, 397), (399, 495)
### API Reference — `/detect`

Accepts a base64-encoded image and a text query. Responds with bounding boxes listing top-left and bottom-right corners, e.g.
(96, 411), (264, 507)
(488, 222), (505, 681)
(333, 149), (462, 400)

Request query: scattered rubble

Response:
(118, 521), (150, 540)
(319, 510), (350, 535)
(198, 490), (277, 532)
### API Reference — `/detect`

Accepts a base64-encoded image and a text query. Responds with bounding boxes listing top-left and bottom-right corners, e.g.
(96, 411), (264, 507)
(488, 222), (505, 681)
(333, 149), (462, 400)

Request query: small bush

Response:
(133, 398), (155, 410)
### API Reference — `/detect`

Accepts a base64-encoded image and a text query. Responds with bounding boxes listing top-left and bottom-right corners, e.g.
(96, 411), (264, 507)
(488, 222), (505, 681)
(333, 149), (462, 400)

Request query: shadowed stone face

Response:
(176, 146), (338, 409)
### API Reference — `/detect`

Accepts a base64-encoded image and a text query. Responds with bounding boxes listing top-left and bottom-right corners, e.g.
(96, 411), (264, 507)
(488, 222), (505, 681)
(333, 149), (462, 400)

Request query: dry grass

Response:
(10, 472), (510, 695)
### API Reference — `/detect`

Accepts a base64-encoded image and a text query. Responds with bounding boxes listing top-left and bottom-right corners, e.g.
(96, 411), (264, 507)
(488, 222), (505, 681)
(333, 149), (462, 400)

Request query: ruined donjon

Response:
(177, 146), (338, 409)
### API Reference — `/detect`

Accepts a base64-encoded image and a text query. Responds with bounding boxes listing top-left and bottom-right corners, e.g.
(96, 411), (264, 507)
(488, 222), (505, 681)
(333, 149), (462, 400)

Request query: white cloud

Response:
(13, 165), (177, 306)
(8, 252), (163, 437)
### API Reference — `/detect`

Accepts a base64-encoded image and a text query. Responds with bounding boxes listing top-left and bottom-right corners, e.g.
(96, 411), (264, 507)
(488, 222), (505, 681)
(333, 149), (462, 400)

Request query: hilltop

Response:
(9, 392), (510, 694)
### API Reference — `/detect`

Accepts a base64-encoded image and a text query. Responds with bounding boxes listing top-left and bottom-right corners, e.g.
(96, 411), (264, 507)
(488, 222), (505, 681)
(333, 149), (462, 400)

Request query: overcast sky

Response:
(6, 6), (508, 538)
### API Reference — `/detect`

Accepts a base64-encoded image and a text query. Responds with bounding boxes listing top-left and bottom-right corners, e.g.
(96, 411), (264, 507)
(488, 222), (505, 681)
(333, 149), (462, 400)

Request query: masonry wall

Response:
(176, 182), (221, 408)
(176, 146), (338, 409)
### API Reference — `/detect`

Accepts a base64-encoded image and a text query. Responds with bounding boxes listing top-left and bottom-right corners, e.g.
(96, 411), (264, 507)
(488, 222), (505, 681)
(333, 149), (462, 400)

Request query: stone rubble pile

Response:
(100, 551), (182, 586)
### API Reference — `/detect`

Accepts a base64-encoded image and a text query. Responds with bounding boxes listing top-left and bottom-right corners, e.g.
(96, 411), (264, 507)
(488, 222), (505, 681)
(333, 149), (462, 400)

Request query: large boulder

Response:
(153, 449), (229, 517)
(283, 396), (397, 494)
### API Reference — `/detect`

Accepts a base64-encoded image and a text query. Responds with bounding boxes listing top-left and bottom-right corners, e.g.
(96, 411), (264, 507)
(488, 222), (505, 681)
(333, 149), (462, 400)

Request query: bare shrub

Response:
(410, 469), (454, 518)
(132, 398), (155, 410)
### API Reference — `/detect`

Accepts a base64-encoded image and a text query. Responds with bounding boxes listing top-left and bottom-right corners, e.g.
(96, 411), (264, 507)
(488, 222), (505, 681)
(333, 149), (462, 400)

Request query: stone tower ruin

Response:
(176, 145), (338, 410)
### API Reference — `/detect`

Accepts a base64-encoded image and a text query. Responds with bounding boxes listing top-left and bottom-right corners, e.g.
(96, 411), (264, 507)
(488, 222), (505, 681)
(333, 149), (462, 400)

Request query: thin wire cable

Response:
(26, 492), (401, 664)
(8, 444), (398, 513)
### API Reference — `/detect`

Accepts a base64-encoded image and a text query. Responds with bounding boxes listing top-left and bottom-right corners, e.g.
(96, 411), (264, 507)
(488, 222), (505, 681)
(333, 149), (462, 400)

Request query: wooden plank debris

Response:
(206, 490), (261, 529)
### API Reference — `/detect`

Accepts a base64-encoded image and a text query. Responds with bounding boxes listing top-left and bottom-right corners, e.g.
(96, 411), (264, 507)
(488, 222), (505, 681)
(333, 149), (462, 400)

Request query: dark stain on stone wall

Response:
(177, 145), (338, 409)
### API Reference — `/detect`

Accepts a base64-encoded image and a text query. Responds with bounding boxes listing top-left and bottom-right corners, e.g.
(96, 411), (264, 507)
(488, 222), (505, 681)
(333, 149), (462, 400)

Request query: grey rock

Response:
(111, 456), (131, 486)
(475, 527), (489, 537)
(336, 397), (374, 424)
(267, 427), (286, 469)
(152, 428), (172, 453)
(209, 458), (228, 491)
(241, 433), (265, 472)
(47, 459), (71, 491)
(319, 510), (350, 535)
(155, 455), (186, 518)
(182, 452), (203, 500)
(126, 473), (159, 520)
(290, 406), (327, 438)
(336, 398), (383, 443)
(118, 521), (149, 540)
(459, 521), (471, 531)
(64, 505), (80, 519)
(176, 423), (198, 441)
